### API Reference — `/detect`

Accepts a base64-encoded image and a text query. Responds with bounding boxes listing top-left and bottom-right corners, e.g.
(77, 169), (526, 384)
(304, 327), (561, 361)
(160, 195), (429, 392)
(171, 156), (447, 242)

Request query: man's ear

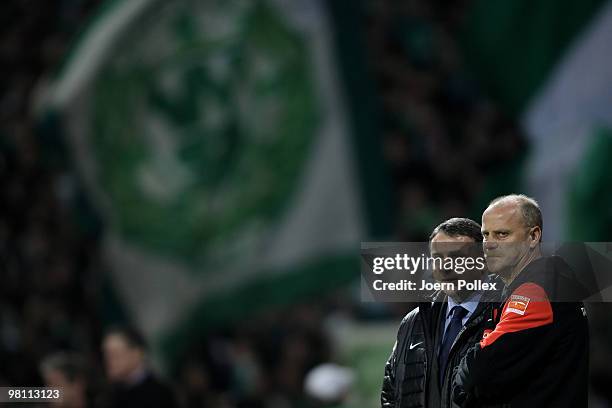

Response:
(529, 227), (542, 247)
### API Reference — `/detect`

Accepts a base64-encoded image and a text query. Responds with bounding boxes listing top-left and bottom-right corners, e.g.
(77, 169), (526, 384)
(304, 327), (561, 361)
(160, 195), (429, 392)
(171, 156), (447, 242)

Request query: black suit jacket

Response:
(107, 373), (178, 408)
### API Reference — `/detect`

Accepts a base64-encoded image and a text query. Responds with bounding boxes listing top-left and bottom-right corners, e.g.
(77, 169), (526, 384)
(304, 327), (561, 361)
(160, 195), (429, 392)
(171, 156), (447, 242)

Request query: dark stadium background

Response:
(1, 0), (612, 407)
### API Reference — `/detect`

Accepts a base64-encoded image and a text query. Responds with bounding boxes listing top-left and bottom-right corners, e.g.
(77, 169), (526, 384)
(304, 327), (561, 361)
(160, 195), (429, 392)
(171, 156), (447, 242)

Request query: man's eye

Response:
(498, 232), (509, 238)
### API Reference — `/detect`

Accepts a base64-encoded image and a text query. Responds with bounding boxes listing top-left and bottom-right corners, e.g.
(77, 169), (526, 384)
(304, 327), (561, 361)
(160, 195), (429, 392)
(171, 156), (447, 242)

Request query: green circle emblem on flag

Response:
(90, 0), (318, 264)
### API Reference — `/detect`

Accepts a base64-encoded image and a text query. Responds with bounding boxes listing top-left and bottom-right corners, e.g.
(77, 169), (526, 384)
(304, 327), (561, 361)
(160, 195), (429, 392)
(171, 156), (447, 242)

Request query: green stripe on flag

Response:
(567, 128), (612, 240)
(462, 0), (606, 114)
(156, 254), (358, 369)
(326, 0), (393, 239)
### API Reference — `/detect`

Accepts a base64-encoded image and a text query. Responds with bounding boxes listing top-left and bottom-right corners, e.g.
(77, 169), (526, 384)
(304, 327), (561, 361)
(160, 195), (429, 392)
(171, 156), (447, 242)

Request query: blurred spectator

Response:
(101, 326), (178, 408)
(304, 363), (355, 408)
(40, 352), (91, 408)
(177, 360), (216, 408)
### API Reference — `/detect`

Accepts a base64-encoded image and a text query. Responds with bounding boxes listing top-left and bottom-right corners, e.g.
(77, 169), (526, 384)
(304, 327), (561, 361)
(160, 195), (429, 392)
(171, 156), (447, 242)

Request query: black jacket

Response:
(106, 372), (178, 408)
(381, 278), (502, 408)
(452, 256), (589, 408)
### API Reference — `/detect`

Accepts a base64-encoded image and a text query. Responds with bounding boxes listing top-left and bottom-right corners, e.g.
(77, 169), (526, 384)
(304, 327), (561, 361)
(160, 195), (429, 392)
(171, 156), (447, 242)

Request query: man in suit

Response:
(102, 325), (178, 408)
(382, 217), (501, 407)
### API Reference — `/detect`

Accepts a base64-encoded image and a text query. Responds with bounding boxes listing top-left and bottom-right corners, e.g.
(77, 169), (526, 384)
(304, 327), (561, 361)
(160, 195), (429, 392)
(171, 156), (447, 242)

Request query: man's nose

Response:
(484, 240), (498, 251)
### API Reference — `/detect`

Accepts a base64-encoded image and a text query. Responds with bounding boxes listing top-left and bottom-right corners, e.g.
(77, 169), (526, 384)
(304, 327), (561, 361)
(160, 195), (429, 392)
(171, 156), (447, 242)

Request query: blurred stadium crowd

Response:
(1, 0), (611, 407)
(364, 0), (526, 240)
(0, 0), (104, 391)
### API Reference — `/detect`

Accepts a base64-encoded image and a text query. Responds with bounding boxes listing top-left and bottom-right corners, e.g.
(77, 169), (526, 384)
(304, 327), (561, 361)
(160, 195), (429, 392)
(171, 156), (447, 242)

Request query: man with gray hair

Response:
(452, 194), (589, 408)
(40, 352), (91, 408)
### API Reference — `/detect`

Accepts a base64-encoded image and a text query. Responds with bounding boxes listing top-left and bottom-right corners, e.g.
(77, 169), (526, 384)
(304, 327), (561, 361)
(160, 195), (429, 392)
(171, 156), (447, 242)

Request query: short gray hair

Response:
(488, 194), (543, 231)
(40, 352), (86, 382)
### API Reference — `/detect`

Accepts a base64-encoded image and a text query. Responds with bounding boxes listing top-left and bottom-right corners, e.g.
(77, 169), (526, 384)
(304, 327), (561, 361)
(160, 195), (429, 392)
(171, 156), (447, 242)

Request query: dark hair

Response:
(429, 218), (483, 243)
(40, 352), (87, 382)
(104, 325), (147, 351)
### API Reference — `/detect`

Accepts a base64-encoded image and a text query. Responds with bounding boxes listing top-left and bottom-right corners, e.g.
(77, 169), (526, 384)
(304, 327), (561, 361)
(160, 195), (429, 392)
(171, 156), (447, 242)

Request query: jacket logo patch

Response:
(409, 341), (423, 350)
(506, 295), (530, 315)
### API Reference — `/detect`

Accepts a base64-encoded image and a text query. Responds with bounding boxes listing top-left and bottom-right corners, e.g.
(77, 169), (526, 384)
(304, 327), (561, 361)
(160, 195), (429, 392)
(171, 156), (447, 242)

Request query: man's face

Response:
(430, 232), (484, 300)
(481, 203), (533, 277)
(43, 369), (84, 407)
(102, 334), (143, 383)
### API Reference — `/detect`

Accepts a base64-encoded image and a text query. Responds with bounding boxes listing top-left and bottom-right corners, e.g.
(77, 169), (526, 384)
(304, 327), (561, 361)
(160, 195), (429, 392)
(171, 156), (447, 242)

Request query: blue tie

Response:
(439, 305), (468, 385)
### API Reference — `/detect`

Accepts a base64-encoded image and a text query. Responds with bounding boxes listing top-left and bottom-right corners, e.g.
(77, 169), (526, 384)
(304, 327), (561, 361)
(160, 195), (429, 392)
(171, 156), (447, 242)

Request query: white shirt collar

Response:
(447, 290), (481, 317)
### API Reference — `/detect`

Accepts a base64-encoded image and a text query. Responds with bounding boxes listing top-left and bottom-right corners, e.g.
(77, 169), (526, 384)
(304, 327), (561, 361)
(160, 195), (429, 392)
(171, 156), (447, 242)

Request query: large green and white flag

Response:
(45, 0), (373, 364)
(462, 0), (612, 240)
